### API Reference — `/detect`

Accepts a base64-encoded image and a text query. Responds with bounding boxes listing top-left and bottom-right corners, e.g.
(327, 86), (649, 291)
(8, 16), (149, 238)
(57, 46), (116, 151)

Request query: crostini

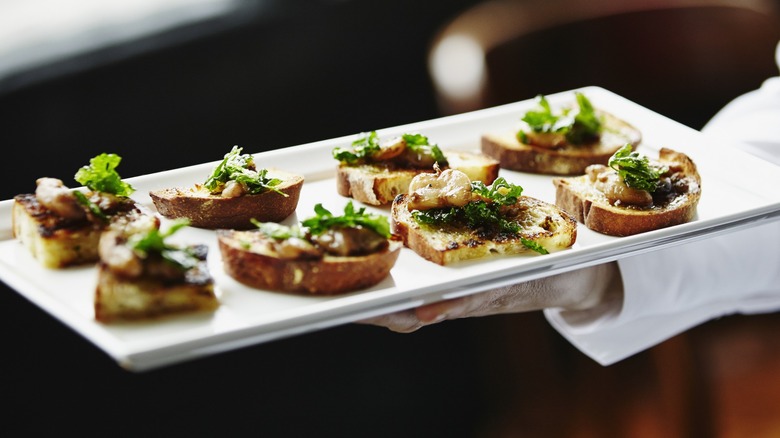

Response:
(94, 220), (218, 323)
(150, 146), (304, 229)
(217, 201), (402, 295)
(334, 131), (499, 205)
(481, 92), (642, 175)
(553, 145), (702, 236)
(12, 153), (159, 268)
(391, 167), (577, 265)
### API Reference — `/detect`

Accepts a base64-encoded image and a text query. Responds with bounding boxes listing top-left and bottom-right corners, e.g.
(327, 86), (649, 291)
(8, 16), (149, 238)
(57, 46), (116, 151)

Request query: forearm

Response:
(361, 261), (624, 333)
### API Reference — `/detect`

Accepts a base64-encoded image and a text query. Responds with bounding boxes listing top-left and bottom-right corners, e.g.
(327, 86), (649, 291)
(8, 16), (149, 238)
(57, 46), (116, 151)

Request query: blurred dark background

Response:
(2, 0), (780, 436)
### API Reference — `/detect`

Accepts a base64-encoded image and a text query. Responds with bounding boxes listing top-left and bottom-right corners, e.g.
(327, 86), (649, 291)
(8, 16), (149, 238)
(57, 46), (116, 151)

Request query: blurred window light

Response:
(0, 0), (243, 81)
(428, 34), (486, 102)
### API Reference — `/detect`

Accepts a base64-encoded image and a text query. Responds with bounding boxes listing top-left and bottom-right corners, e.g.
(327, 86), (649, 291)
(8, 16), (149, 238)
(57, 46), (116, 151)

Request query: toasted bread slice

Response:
(94, 234), (217, 323)
(553, 148), (701, 236)
(217, 229), (402, 295)
(12, 193), (159, 269)
(481, 111), (641, 175)
(391, 194), (577, 265)
(150, 169), (303, 230)
(336, 151), (499, 206)
(95, 262), (217, 323)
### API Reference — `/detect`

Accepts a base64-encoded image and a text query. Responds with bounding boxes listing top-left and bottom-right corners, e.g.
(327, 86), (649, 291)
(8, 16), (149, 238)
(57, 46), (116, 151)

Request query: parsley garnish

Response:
(608, 144), (667, 192)
(470, 177), (523, 206)
(411, 178), (547, 254)
(332, 131), (448, 165)
(521, 95), (561, 133)
(301, 201), (391, 237)
(74, 153), (135, 197)
(401, 133), (448, 165)
(72, 191), (108, 221)
(520, 238), (548, 255)
(412, 201), (519, 235)
(518, 92), (602, 145)
(332, 131), (382, 164)
(412, 178), (522, 234)
(128, 219), (201, 270)
(204, 146), (285, 196)
(250, 220), (304, 240)
(568, 92), (602, 144)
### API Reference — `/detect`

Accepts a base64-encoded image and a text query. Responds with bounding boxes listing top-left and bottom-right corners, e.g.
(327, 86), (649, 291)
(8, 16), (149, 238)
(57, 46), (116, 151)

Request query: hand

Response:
(358, 262), (623, 333)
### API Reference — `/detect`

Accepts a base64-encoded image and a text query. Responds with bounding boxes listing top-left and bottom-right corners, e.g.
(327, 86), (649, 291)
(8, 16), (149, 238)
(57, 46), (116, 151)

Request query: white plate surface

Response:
(2, 86), (779, 371)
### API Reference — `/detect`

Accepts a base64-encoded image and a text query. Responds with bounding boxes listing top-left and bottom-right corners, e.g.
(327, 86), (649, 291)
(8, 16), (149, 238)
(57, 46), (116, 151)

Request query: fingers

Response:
(356, 309), (427, 333)
(356, 263), (624, 333)
(414, 297), (468, 323)
(356, 298), (468, 332)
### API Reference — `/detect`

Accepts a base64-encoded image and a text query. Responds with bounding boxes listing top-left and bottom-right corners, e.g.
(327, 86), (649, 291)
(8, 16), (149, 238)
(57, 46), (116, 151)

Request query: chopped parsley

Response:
(74, 153), (135, 197)
(399, 133), (447, 165)
(471, 177), (523, 205)
(301, 201), (391, 238)
(204, 146), (285, 196)
(250, 220), (304, 240)
(518, 92), (602, 145)
(332, 131), (382, 164)
(128, 219), (201, 270)
(608, 144), (668, 192)
(520, 238), (549, 255)
(413, 200), (519, 235)
(411, 178), (547, 254)
(72, 191), (108, 221)
(332, 131), (447, 165)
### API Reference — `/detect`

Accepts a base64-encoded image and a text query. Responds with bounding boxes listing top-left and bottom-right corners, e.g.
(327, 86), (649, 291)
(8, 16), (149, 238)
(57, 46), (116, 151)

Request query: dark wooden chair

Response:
(428, 0), (780, 128)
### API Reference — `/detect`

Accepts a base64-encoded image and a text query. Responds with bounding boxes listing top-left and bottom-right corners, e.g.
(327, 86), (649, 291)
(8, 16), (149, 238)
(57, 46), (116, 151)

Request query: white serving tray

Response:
(2, 86), (779, 371)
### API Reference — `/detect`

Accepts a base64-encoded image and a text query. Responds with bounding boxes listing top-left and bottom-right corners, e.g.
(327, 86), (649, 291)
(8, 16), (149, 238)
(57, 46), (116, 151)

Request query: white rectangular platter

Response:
(1, 86), (779, 371)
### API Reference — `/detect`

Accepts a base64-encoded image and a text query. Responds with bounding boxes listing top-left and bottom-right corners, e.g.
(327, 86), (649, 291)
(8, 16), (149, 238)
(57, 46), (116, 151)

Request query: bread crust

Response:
(553, 148), (701, 236)
(481, 110), (641, 175)
(336, 151), (500, 205)
(217, 229), (402, 295)
(12, 194), (159, 268)
(391, 194), (577, 265)
(94, 260), (218, 323)
(150, 170), (303, 230)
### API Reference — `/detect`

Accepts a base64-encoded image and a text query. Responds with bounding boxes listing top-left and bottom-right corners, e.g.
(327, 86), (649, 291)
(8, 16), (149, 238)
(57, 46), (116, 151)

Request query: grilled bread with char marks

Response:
(337, 150), (499, 206)
(334, 131), (499, 206)
(150, 169), (303, 230)
(390, 169), (577, 265)
(481, 94), (641, 175)
(12, 191), (159, 269)
(218, 229), (402, 295)
(553, 147), (701, 236)
(94, 229), (218, 323)
(218, 201), (402, 295)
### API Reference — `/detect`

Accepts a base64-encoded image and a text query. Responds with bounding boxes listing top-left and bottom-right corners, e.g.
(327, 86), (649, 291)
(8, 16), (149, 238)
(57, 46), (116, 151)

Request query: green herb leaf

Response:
(412, 178), (526, 235)
(332, 131), (448, 165)
(520, 238), (548, 255)
(470, 177), (523, 206)
(332, 131), (382, 164)
(518, 92), (602, 145)
(401, 133), (447, 165)
(567, 92), (602, 144)
(204, 146), (285, 196)
(521, 95), (561, 133)
(72, 191), (108, 221)
(608, 144), (667, 192)
(413, 201), (520, 235)
(128, 219), (200, 270)
(74, 153), (135, 196)
(250, 220), (304, 240)
(301, 201), (391, 238)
